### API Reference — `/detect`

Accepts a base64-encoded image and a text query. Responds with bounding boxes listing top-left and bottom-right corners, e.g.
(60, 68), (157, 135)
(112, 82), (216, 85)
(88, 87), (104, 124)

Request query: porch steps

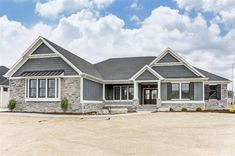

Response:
(137, 105), (157, 112)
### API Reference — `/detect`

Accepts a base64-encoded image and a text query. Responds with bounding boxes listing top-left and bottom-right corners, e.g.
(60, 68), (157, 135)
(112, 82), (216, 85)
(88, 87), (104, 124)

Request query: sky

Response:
(0, 0), (234, 90)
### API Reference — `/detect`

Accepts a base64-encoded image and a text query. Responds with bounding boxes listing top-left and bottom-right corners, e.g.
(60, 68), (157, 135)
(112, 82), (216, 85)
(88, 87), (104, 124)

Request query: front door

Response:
(143, 89), (157, 104)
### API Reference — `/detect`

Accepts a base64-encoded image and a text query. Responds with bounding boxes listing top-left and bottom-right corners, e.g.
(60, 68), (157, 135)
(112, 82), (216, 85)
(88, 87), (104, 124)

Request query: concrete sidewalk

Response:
(0, 111), (152, 118)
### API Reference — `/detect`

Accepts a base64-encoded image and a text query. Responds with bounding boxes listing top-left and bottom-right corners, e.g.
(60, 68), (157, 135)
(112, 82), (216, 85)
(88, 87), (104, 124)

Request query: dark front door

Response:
(144, 89), (157, 104)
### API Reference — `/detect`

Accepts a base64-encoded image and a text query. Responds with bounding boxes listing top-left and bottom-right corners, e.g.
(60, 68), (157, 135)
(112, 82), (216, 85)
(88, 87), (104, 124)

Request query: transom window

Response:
(26, 78), (60, 101)
(114, 85), (134, 100)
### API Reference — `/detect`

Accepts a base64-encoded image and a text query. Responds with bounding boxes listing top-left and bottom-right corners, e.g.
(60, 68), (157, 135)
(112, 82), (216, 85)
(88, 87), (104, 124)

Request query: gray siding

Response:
(13, 57), (78, 77)
(83, 78), (103, 101)
(161, 83), (167, 100)
(194, 82), (203, 101)
(136, 70), (158, 80)
(152, 65), (199, 78)
(32, 43), (54, 55)
(158, 53), (180, 63)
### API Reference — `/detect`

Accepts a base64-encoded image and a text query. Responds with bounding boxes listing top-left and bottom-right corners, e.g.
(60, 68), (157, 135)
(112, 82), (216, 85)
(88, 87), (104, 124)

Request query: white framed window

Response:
(170, 82), (190, 100)
(25, 78), (61, 101)
(113, 85), (134, 101)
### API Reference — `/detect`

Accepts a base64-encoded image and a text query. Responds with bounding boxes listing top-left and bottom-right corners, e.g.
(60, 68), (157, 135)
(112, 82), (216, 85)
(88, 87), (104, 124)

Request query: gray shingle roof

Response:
(195, 67), (230, 81)
(43, 38), (103, 79)
(95, 56), (156, 80)
(40, 37), (230, 82)
(0, 66), (9, 85)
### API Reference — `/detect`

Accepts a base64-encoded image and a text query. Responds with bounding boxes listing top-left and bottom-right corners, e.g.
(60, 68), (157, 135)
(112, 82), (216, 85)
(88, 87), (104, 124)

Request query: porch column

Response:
(158, 80), (161, 99)
(134, 81), (138, 99)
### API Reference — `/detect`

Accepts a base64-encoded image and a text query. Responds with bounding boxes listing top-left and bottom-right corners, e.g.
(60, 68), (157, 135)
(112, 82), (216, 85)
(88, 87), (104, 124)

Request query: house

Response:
(5, 36), (231, 113)
(0, 66), (9, 108)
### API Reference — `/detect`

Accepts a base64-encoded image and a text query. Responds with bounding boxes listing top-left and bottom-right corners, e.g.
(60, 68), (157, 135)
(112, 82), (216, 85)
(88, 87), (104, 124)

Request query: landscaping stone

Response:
(110, 108), (128, 114)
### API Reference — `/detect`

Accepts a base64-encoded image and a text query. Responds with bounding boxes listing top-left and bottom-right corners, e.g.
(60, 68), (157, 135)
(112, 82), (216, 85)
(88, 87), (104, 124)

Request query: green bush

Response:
(181, 108), (188, 112)
(61, 97), (68, 112)
(229, 108), (235, 113)
(8, 99), (16, 112)
(169, 107), (174, 112)
(196, 107), (203, 112)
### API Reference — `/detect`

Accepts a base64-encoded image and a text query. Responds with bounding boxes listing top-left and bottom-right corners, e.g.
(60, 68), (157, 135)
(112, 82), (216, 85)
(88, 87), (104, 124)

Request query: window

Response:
(181, 83), (190, 99)
(171, 83), (180, 99)
(38, 79), (46, 98)
(121, 86), (128, 100)
(114, 87), (120, 100)
(3, 88), (8, 92)
(209, 85), (217, 99)
(29, 79), (37, 98)
(48, 79), (55, 98)
(26, 78), (60, 100)
(113, 85), (134, 100)
(128, 86), (134, 100)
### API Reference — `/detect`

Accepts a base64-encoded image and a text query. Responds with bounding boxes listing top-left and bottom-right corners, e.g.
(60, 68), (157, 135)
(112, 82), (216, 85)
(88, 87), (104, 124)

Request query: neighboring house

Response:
(5, 37), (231, 113)
(0, 66), (9, 108)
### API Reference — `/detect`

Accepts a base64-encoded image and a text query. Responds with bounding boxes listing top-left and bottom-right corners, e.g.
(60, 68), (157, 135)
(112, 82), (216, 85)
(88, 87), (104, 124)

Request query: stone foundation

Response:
(160, 103), (205, 111)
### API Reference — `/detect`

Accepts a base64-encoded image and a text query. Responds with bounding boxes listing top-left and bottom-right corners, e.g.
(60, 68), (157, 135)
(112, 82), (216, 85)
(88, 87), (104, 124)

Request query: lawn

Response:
(0, 113), (235, 156)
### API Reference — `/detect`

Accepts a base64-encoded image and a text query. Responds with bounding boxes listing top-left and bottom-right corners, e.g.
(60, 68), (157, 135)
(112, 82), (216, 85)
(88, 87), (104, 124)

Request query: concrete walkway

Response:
(0, 111), (152, 118)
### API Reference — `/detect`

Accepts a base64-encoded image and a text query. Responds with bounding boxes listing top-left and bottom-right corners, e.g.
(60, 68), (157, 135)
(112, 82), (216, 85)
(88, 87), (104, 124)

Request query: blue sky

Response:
(0, 0), (178, 28)
(0, 0), (234, 89)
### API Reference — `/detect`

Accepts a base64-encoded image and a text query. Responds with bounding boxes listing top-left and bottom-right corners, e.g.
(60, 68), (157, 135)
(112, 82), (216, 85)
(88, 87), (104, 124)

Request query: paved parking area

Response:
(0, 112), (235, 156)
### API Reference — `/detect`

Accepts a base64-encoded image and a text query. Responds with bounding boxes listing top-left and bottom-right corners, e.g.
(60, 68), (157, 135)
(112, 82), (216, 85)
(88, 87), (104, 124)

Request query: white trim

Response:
(105, 80), (134, 84)
(5, 36), (82, 78)
(162, 101), (204, 104)
(4, 37), (43, 77)
(25, 98), (61, 102)
(149, 48), (206, 78)
(205, 81), (231, 84)
(163, 78), (208, 82)
(29, 54), (59, 58)
(82, 100), (103, 103)
(25, 78), (61, 102)
(202, 81), (205, 103)
(105, 100), (133, 102)
(80, 77), (84, 103)
(102, 83), (105, 100)
(130, 65), (164, 80)
(113, 85), (133, 101)
(153, 62), (183, 66)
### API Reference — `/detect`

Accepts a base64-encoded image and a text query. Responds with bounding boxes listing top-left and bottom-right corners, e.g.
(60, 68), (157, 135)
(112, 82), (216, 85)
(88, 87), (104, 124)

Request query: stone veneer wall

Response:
(10, 78), (83, 113)
(205, 84), (228, 110)
(10, 78), (105, 113)
(160, 103), (205, 111)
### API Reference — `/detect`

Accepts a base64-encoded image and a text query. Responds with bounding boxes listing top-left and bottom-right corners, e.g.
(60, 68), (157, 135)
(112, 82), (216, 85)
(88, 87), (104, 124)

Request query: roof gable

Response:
(136, 70), (159, 80)
(150, 48), (205, 78)
(31, 43), (54, 55)
(158, 52), (180, 63)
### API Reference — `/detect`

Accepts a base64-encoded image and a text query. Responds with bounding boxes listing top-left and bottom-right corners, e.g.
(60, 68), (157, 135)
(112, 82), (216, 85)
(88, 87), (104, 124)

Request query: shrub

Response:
(196, 107), (203, 112)
(169, 107), (174, 112)
(61, 97), (68, 112)
(181, 108), (188, 112)
(229, 108), (235, 113)
(8, 99), (16, 112)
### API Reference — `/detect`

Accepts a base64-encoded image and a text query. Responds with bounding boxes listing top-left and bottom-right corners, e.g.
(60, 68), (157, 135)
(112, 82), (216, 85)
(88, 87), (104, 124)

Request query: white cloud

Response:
(130, 15), (141, 25)
(35, 0), (113, 19)
(174, 0), (235, 29)
(0, 6), (234, 89)
(130, 0), (143, 10)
